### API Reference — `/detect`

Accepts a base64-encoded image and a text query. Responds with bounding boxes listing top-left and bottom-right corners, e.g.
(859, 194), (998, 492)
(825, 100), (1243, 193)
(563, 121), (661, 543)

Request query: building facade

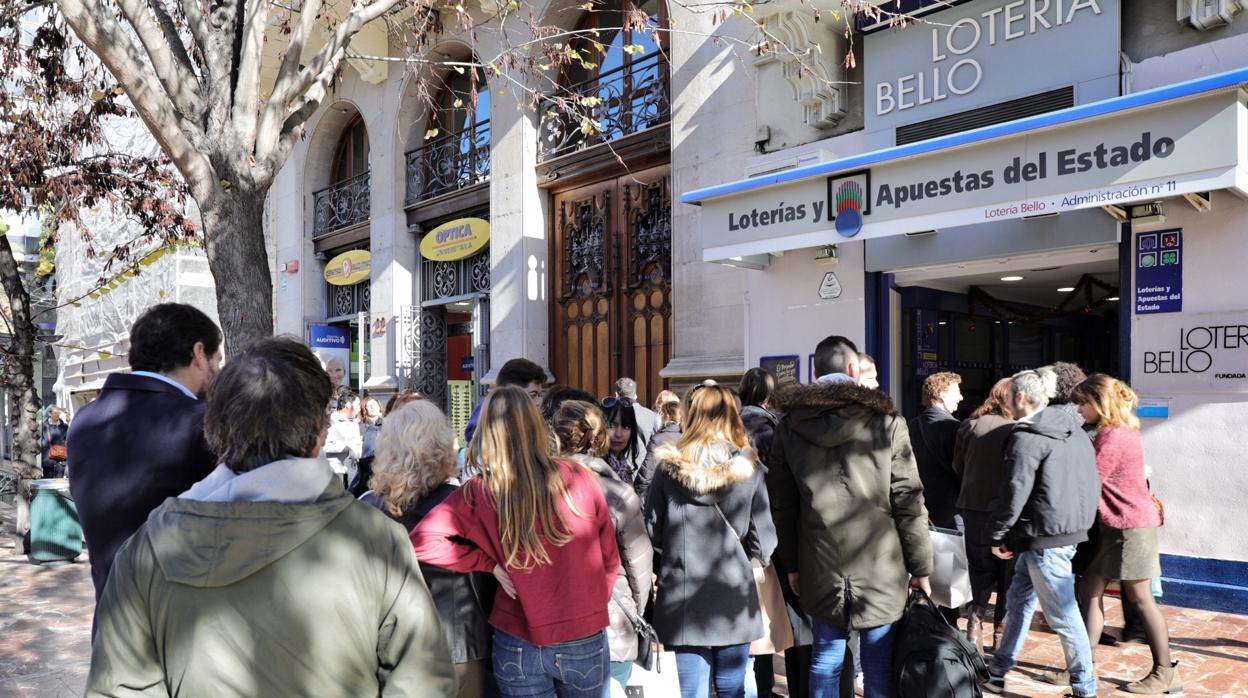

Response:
(269, 0), (1248, 609)
(676, 0), (1248, 611)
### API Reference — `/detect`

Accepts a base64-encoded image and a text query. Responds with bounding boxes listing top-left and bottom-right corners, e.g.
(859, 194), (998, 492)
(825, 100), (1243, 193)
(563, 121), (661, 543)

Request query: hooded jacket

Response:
(767, 382), (933, 630)
(636, 421), (681, 500)
(741, 405), (779, 468)
(86, 458), (455, 697)
(566, 454), (654, 661)
(643, 441), (776, 647)
(989, 406), (1101, 551)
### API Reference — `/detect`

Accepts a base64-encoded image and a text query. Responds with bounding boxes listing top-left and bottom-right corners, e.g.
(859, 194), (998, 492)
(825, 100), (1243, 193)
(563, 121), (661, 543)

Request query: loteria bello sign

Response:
(421, 217), (490, 262)
(323, 249), (371, 286)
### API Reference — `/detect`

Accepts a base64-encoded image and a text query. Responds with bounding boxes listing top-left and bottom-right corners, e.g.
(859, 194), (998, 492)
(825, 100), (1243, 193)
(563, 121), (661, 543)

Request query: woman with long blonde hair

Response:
(1069, 374), (1179, 695)
(412, 386), (620, 698)
(361, 400), (491, 697)
(644, 385), (777, 698)
(552, 400), (654, 694)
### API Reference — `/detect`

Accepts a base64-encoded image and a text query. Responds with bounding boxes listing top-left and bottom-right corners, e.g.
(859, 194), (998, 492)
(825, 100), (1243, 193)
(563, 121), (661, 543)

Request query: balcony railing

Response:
(312, 171), (371, 236)
(538, 52), (669, 162)
(405, 120), (491, 204)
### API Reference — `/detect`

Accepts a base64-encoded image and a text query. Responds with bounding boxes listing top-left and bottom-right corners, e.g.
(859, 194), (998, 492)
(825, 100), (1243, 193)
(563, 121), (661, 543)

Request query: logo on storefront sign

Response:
(323, 249), (371, 286)
(421, 217), (490, 262)
(829, 171), (871, 238)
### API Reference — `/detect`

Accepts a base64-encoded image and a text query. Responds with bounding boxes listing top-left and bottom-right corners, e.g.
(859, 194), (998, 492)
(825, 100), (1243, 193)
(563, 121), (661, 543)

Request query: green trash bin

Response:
(29, 478), (82, 563)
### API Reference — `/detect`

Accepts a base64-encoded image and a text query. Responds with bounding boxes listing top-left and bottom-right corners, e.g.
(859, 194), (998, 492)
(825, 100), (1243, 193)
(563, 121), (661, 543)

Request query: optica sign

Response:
(421, 217), (490, 262)
(323, 249), (371, 286)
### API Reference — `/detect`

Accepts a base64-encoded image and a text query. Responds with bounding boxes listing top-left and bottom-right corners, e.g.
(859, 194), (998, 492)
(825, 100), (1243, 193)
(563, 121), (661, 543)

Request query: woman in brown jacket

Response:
(951, 378), (1017, 654)
(552, 400), (654, 693)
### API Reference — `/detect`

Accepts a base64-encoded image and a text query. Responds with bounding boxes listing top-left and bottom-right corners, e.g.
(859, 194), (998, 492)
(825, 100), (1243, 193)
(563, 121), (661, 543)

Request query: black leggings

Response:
(961, 509), (1015, 625)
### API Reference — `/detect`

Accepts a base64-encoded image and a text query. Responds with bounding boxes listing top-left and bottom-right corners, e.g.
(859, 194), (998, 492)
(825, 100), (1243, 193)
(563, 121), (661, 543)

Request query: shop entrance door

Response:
(550, 165), (672, 404)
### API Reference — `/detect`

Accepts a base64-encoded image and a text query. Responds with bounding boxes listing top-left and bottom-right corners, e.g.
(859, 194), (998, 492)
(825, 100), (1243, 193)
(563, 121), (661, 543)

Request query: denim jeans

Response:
(492, 629), (609, 698)
(811, 620), (896, 698)
(990, 545), (1097, 697)
(672, 644), (751, 698)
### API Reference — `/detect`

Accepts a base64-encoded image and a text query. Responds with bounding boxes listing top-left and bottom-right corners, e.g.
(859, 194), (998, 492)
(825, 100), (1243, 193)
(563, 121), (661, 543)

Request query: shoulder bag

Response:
(612, 591), (659, 672)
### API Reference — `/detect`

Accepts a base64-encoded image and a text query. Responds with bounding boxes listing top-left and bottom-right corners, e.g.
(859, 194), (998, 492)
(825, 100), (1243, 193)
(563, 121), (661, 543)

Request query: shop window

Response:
(406, 65), (491, 203)
(538, 0), (669, 160)
(313, 116), (371, 236)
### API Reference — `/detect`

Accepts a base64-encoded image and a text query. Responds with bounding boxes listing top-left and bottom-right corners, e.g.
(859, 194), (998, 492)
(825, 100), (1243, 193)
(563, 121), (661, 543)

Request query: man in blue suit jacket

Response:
(68, 303), (222, 605)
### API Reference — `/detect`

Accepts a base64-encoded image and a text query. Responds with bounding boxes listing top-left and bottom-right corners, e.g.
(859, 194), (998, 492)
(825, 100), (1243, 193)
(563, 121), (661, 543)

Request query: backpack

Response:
(893, 588), (989, 697)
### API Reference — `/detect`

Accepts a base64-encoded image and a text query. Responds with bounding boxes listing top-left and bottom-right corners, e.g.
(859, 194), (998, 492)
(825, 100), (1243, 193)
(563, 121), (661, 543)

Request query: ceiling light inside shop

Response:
(938, 321), (947, 325)
(1001, 275), (1024, 281)
(1057, 286), (1076, 292)
(1107, 296), (1120, 301)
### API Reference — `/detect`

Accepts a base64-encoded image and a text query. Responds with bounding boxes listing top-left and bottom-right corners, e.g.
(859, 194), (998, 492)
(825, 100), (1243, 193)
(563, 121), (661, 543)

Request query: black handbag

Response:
(612, 592), (660, 672)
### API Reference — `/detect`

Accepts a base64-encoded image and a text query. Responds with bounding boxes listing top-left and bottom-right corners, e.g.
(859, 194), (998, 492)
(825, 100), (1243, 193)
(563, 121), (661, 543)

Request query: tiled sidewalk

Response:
(2, 511), (1244, 697)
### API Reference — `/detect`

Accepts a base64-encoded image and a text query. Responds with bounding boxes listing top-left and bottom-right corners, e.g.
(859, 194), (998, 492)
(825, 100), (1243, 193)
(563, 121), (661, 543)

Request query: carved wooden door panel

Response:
(550, 166), (672, 405)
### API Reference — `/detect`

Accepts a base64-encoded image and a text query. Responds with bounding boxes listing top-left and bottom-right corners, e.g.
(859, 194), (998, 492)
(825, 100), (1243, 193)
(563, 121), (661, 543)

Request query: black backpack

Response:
(893, 589), (989, 697)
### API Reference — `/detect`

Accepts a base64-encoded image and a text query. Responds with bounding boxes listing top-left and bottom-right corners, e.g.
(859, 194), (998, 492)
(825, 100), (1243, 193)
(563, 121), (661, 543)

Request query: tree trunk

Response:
(200, 187), (274, 356)
(0, 234), (45, 548)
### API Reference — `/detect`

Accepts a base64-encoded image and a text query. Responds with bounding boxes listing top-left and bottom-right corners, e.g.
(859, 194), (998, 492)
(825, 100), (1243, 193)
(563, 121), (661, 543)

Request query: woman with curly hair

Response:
(361, 400), (492, 697)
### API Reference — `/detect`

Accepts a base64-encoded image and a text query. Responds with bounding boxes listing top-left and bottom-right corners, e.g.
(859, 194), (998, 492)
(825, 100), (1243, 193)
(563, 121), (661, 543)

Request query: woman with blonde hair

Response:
(644, 384), (777, 698)
(361, 400), (491, 696)
(412, 386), (620, 698)
(1069, 374), (1178, 695)
(552, 400), (653, 694)
(653, 389), (680, 415)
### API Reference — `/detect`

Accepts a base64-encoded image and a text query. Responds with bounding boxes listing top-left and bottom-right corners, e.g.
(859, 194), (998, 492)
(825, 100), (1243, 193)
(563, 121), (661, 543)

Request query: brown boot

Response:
(967, 607), (985, 656)
(1124, 661), (1183, 695)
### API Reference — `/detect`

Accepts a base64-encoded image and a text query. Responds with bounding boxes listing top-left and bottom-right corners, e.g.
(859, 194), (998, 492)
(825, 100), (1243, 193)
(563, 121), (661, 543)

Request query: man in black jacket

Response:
(983, 370), (1100, 698)
(68, 303), (221, 606)
(908, 371), (963, 530)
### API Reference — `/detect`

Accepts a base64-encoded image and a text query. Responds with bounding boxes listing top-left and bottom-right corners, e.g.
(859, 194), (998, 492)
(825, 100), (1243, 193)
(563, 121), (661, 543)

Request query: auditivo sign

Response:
(696, 90), (1245, 262)
(1133, 311), (1248, 394)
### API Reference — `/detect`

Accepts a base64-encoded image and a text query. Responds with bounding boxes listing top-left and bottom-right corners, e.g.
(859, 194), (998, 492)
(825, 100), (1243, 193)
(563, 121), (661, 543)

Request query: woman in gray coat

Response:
(644, 385), (777, 698)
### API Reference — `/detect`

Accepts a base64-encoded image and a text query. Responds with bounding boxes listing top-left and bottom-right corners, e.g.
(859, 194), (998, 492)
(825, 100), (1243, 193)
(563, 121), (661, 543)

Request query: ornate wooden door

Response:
(550, 166), (672, 404)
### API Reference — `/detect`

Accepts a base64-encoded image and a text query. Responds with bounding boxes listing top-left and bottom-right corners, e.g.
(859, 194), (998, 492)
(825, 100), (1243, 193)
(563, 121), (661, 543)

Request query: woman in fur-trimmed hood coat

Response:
(767, 381), (933, 630)
(643, 441), (778, 648)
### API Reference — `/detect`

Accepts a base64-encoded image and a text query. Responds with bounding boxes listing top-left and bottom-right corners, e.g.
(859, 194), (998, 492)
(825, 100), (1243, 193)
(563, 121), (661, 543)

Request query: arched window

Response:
(406, 65), (491, 202)
(313, 115), (371, 236)
(539, 0), (668, 160)
(331, 116), (370, 183)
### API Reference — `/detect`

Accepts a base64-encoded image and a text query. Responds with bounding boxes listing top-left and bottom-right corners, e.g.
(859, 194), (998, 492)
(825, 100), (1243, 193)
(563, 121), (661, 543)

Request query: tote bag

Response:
(928, 525), (972, 609)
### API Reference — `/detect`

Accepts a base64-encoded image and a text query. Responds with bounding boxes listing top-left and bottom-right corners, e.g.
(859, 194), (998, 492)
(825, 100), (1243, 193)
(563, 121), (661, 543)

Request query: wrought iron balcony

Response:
(405, 120), (491, 204)
(538, 52), (670, 162)
(312, 171), (371, 236)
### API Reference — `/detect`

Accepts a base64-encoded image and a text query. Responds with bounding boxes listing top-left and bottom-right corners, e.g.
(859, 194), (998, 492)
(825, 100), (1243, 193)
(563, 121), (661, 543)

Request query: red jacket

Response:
(1092, 426), (1161, 530)
(411, 460), (620, 646)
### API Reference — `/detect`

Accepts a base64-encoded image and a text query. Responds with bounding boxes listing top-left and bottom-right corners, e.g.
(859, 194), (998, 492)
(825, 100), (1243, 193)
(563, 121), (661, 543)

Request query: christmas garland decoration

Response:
(968, 274), (1118, 324)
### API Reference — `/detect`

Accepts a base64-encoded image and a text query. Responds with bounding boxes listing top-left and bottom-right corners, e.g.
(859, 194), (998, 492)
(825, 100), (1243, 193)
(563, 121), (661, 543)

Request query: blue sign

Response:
(309, 324), (351, 348)
(1135, 229), (1182, 314)
(460, 356), (475, 372)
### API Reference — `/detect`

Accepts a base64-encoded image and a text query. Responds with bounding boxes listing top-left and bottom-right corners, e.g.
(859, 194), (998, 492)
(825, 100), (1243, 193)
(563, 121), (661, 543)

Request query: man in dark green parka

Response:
(767, 335), (933, 696)
(87, 338), (455, 697)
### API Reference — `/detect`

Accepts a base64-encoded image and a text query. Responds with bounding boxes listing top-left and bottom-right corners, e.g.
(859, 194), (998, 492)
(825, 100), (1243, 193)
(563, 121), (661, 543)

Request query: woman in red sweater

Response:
(1070, 375), (1179, 695)
(411, 386), (620, 697)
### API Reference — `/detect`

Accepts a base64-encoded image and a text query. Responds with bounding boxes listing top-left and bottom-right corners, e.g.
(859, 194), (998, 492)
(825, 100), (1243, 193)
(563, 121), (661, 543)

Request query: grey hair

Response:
(1034, 366), (1059, 400)
(615, 377), (638, 399)
(1011, 370), (1051, 411)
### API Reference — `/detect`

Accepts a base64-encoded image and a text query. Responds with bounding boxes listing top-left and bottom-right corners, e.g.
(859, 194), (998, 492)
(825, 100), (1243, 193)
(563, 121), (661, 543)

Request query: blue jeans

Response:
(492, 629), (609, 697)
(811, 620), (896, 698)
(990, 545), (1097, 697)
(673, 644), (751, 698)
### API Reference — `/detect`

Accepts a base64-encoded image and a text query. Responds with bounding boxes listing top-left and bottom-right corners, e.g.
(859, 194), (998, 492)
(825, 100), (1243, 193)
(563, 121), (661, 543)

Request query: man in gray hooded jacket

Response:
(88, 338), (455, 697)
(983, 370), (1100, 698)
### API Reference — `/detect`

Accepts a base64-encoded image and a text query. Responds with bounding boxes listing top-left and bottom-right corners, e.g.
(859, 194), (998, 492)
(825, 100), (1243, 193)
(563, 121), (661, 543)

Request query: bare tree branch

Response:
(114, 0), (203, 119)
(55, 0), (216, 203)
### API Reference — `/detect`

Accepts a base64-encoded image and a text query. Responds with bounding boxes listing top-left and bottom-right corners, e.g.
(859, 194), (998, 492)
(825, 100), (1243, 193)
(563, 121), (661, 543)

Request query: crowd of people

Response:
(58, 302), (1177, 698)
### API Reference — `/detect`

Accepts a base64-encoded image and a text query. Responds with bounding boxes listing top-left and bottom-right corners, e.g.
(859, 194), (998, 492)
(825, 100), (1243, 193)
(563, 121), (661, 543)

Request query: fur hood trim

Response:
(770, 381), (897, 416)
(654, 442), (758, 495)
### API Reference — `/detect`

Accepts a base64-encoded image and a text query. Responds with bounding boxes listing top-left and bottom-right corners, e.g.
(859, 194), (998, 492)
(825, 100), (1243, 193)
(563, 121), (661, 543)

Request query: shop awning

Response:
(683, 67), (1248, 265)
